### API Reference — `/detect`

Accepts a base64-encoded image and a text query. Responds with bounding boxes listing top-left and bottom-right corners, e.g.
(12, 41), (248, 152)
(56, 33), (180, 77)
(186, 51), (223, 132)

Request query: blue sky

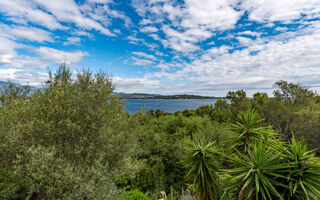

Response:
(0, 0), (320, 96)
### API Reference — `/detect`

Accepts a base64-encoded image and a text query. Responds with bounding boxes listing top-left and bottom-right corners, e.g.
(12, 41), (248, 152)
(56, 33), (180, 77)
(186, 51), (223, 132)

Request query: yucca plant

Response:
(182, 139), (221, 200)
(226, 140), (289, 200)
(229, 109), (276, 153)
(281, 136), (320, 200)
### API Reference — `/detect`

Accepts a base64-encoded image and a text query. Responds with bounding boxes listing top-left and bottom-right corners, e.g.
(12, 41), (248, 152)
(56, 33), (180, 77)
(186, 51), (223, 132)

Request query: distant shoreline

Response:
(122, 97), (224, 99)
(117, 93), (225, 99)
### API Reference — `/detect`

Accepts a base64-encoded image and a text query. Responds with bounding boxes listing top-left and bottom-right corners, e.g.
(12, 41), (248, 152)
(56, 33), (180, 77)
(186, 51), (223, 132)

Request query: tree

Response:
(281, 137), (320, 199)
(0, 64), (138, 199)
(273, 80), (314, 106)
(229, 109), (275, 153)
(227, 140), (288, 200)
(250, 81), (317, 142)
(183, 139), (221, 200)
(195, 105), (214, 119)
(212, 99), (230, 122)
(227, 110), (320, 200)
(252, 92), (269, 113)
(226, 90), (251, 121)
(271, 80), (314, 139)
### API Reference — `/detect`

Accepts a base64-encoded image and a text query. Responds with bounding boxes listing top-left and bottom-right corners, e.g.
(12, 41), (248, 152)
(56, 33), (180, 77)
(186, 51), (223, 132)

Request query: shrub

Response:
(121, 190), (149, 200)
(0, 168), (29, 199)
(0, 65), (138, 199)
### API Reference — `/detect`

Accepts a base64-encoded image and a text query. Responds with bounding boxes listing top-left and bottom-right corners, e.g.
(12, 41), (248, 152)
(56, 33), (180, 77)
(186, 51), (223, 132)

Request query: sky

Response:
(0, 0), (320, 96)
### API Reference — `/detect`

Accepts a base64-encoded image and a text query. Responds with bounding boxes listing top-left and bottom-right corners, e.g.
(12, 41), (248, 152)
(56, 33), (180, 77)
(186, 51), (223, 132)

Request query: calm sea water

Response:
(123, 99), (218, 114)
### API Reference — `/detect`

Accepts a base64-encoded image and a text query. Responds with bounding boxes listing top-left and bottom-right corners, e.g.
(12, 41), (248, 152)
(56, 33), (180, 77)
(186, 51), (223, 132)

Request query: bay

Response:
(123, 99), (218, 114)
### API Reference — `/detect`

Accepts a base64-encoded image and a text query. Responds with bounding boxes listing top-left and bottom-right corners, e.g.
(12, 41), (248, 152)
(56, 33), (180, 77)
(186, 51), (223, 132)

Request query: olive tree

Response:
(0, 64), (138, 199)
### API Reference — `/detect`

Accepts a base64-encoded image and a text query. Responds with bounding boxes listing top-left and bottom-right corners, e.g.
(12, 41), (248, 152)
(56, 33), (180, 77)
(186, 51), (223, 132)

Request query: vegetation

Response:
(183, 140), (221, 200)
(1, 64), (320, 199)
(121, 190), (149, 200)
(0, 65), (138, 199)
(227, 140), (288, 200)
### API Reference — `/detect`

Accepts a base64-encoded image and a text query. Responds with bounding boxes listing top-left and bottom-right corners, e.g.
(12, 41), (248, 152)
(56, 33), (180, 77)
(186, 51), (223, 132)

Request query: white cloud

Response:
(63, 37), (81, 46)
(87, 0), (113, 3)
(238, 31), (261, 37)
(131, 57), (154, 66)
(113, 77), (160, 93)
(0, 40), (88, 86)
(154, 50), (165, 57)
(34, 0), (114, 36)
(139, 19), (153, 25)
(1, 0), (320, 96)
(132, 0), (241, 53)
(237, 36), (256, 47)
(0, 37), (20, 66)
(0, 0), (64, 30)
(73, 31), (94, 38)
(132, 52), (157, 60)
(88, 1), (132, 27)
(161, 25), (212, 52)
(242, 0), (320, 22)
(126, 0), (320, 95)
(0, 23), (53, 42)
(0, 68), (48, 86)
(132, 0), (320, 56)
(140, 26), (158, 33)
(127, 35), (144, 44)
(0, 0), (131, 36)
(34, 47), (88, 64)
(127, 35), (159, 50)
(0, 34), (87, 69)
(149, 33), (161, 41)
(0, 37), (48, 69)
(162, 26), (209, 43)
(180, 0), (241, 31)
(149, 27), (320, 94)
(153, 62), (170, 70)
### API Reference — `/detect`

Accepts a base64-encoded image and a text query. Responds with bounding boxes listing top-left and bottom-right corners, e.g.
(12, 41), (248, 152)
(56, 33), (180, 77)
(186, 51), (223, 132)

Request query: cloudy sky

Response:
(0, 0), (320, 96)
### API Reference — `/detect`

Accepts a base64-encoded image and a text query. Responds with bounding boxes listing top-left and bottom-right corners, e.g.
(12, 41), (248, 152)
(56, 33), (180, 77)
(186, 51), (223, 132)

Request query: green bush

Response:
(121, 190), (149, 200)
(0, 65), (138, 199)
(0, 168), (29, 199)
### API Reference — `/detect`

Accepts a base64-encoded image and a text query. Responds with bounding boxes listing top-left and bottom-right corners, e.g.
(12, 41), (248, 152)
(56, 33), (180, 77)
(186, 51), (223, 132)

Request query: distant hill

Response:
(0, 81), (37, 93)
(0, 84), (223, 99)
(144, 94), (223, 99)
(116, 92), (160, 99)
(116, 93), (223, 99)
(0, 81), (12, 86)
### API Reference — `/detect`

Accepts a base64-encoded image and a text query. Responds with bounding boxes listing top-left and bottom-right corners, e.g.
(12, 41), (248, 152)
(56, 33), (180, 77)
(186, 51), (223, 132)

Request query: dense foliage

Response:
(121, 190), (149, 200)
(0, 65), (139, 199)
(1, 65), (320, 200)
(183, 140), (221, 200)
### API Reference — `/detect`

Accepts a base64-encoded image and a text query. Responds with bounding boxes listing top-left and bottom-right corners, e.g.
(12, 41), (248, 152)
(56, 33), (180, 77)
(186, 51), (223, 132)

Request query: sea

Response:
(123, 99), (218, 114)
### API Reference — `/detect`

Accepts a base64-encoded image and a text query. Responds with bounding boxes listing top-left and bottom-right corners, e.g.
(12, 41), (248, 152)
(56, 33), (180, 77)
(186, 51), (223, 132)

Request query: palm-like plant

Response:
(227, 140), (289, 200)
(183, 139), (221, 200)
(282, 137), (320, 200)
(229, 109), (276, 153)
